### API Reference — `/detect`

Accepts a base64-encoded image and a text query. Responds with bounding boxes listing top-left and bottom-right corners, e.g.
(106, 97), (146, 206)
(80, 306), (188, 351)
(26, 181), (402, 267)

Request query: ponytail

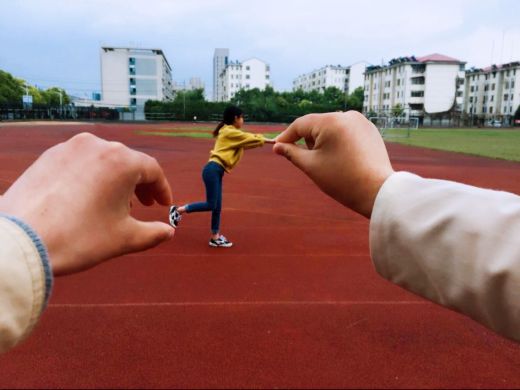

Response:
(213, 121), (225, 137)
(213, 105), (243, 137)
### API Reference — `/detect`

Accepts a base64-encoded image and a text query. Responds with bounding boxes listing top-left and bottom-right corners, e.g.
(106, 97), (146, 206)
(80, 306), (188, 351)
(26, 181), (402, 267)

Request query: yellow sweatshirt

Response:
(209, 125), (266, 172)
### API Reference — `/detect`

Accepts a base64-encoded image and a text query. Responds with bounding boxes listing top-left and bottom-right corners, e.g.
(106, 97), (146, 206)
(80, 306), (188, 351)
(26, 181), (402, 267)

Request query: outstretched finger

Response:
(275, 114), (321, 144)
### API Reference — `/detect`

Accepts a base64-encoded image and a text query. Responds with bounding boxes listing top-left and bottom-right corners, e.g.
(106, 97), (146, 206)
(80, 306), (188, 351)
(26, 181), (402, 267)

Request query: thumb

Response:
(123, 219), (175, 253)
(273, 142), (313, 173)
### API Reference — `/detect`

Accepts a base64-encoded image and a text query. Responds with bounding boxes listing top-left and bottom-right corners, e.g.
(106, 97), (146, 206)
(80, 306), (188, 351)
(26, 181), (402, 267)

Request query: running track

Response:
(0, 122), (519, 388)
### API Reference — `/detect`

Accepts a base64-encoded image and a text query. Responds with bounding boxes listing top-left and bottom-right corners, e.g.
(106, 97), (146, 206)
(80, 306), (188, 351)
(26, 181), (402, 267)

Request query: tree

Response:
(391, 103), (405, 118)
(346, 87), (364, 112)
(0, 70), (24, 104)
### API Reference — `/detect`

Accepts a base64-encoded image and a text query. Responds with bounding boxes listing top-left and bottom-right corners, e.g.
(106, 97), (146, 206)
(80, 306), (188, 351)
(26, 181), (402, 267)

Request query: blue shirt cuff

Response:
(0, 214), (53, 309)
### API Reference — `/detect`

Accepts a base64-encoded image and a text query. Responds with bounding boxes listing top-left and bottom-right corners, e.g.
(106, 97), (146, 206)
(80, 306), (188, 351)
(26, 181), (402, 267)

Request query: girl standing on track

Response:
(169, 105), (275, 248)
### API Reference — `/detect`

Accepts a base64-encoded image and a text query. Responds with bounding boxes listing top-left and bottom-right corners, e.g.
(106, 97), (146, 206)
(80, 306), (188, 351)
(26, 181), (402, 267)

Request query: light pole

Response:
(182, 80), (186, 120)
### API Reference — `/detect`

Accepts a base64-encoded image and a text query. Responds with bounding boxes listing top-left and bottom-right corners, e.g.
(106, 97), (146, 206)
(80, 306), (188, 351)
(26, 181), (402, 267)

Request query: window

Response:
(490, 106), (493, 114)
(266, 75), (270, 79)
(246, 74), (250, 79)
(411, 91), (424, 97)
(129, 57), (136, 65)
(246, 66), (250, 71)
(469, 97), (473, 103)
(491, 95), (494, 102)
(471, 86), (474, 92)
(504, 94), (508, 101)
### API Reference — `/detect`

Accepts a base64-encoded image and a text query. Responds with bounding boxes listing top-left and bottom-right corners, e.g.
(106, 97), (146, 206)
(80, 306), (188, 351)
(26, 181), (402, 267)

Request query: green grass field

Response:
(137, 126), (520, 163)
(383, 128), (520, 162)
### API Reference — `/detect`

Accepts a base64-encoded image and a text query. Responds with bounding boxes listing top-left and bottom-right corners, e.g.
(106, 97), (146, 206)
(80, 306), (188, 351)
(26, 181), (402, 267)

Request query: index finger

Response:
(132, 151), (173, 206)
(276, 114), (321, 144)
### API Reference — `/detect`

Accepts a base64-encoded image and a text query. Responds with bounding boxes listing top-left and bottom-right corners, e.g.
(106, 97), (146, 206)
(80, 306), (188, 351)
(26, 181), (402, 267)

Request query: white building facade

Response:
(213, 48), (229, 101)
(464, 61), (520, 125)
(100, 47), (173, 115)
(292, 62), (366, 94)
(217, 57), (271, 102)
(363, 54), (466, 121)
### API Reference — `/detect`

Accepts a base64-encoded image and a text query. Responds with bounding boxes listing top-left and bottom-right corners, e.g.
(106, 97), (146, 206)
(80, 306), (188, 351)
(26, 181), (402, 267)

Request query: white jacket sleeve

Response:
(0, 215), (53, 354)
(370, 172), (520, 342)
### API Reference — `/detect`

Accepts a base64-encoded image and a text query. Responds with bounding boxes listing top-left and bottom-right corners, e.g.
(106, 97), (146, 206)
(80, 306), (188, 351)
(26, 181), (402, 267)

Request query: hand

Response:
(273, 111), (394, 218)
(0, 133), (175, 276)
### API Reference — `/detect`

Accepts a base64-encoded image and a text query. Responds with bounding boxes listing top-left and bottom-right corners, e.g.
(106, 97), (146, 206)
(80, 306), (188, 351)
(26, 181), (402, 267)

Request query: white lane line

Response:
(49, 301), (431, 308)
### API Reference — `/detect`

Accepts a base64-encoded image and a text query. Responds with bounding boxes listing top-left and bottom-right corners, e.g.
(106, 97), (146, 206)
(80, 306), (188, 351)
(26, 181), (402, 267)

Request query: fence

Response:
(0, 105), (119, 121)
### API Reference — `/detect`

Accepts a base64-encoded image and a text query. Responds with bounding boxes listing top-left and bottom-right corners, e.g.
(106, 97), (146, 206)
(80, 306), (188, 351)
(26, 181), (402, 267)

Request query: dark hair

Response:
(213, 105), (243, 137)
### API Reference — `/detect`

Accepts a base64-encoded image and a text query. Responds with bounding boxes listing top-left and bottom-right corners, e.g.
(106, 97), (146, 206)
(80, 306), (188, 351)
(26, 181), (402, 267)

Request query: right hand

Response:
(273, 111), (394, 218)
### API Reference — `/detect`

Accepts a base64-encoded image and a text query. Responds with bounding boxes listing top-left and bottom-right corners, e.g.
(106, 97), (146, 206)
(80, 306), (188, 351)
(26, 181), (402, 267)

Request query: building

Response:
(363, 53), (466, 122)
(217, 57), (271, 102)
(173, 77), (205, 92)
(292, 62), (367, 94)
(213, 48), (229, 101)
(464, 61), (520, 125)
(100, 47), (173, 117)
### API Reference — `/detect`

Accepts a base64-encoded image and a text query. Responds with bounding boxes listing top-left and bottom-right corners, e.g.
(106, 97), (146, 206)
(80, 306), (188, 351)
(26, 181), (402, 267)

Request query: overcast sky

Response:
(1, 0), (519, 97)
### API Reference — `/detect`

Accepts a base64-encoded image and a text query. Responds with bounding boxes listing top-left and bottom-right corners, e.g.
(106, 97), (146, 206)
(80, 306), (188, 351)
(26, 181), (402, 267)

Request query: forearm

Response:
(370, 172), (520, 341)
(0, 215), (52, 354)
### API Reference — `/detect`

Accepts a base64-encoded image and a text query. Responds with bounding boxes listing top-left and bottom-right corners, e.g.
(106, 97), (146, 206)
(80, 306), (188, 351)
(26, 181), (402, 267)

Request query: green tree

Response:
(391, 103), (405, 118)
(41, 87), (70, 106)
(346, 87), (364, 112)
(0, 70), (24, 104)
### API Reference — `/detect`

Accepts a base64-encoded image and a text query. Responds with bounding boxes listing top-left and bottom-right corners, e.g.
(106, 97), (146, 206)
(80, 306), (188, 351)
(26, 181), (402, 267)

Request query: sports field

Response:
(383, 127), (520, 162)
(0, 121), (520, 388)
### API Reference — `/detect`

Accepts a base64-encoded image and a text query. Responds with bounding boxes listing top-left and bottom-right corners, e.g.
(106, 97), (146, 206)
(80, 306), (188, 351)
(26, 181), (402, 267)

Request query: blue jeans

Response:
(185, 161), (225, 234)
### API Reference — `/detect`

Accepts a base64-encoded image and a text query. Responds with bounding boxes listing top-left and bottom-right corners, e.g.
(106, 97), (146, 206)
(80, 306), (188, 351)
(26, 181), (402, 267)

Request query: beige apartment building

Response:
(464, 61), (520, 125)
(363, 54), (466, 123)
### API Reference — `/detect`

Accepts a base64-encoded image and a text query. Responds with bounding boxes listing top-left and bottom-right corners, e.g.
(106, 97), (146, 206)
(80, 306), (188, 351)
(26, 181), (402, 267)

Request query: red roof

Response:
(417, 53), (462, 63)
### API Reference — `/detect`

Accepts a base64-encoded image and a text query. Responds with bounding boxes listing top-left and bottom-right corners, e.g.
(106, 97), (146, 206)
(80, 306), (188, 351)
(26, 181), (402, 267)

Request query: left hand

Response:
(0, 133), (175, 276)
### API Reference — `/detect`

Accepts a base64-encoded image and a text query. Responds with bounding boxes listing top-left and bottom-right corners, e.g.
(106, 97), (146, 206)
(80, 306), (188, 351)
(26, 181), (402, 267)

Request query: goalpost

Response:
(369, 116), (418, 139)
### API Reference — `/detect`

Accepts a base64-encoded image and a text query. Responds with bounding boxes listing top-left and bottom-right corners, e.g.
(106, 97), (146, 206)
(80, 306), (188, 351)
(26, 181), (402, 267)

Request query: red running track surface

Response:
(0, 122), (519, 388)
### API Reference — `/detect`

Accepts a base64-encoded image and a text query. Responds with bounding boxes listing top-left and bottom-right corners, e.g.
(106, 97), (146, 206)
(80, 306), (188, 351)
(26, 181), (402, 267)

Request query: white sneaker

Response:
(209, 235), (233, 248)
(168, 205), (182, 228)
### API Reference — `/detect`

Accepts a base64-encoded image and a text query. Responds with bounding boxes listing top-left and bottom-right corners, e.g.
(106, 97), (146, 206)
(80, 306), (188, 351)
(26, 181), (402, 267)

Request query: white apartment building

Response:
(100, 47), (173, 116)
(213, 48), (229, 101)
(217, 57), (271, 102)
(363, 54), (466, 121)
(293, 62), (367, 94)
(464, 61), (520, 124)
